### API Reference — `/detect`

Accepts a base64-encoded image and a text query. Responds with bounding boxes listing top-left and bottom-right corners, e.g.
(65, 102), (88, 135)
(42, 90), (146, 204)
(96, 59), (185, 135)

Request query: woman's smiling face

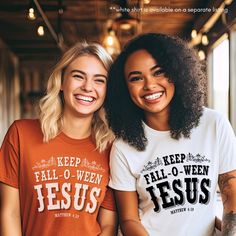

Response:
(61, 55), (107, 118)
(124, 49), (175, 120)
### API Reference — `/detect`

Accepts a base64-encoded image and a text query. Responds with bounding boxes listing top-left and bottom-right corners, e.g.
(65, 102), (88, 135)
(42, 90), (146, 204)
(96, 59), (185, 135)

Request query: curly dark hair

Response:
(104, 33), (206, 151)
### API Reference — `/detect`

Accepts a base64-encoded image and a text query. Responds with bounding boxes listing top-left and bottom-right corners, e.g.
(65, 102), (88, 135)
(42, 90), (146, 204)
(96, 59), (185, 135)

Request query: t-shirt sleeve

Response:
(109, 144), (136, 191)
(100, 187), (116, 211)
(217, 114), (236, 174)
(0, 122), (20, 188)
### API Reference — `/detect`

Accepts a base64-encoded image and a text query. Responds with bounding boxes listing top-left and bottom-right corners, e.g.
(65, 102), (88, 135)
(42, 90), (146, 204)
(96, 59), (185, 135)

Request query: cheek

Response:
(61, 77), (73, 91)
(168, 83), (175, 98)
(61, 80), (77, 102)
(163, 79), (175, 97)
(127, 86), (140, 100)
(97, 85), (107, 99)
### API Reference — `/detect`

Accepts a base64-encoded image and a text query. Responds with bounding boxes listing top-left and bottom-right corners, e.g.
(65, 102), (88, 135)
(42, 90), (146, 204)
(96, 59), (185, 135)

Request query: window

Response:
(212, 36), (229, 118)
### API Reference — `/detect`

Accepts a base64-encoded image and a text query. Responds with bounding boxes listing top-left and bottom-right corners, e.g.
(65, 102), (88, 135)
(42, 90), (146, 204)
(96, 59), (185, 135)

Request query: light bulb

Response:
(28, 7), (36, 20)
(201, 35), (209, 45)
(107, 36), (114, 46)
(37, 25), (44, 36)
(191, 29), (197, 38)
(103, 30), (120, 56)
(120, 22), (132, 30)
(198, 50), (205, 60)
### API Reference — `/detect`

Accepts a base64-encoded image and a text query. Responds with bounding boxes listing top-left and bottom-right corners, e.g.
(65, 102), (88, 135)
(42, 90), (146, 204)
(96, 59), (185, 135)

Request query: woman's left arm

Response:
(98, 207), (117, 236)
(218, 169), (236, 235)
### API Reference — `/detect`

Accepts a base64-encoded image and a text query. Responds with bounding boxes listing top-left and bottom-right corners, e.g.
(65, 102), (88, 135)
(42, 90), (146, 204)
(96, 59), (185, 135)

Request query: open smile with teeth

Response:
(143, 92), (164, 101)
(75, 94), (95, 102)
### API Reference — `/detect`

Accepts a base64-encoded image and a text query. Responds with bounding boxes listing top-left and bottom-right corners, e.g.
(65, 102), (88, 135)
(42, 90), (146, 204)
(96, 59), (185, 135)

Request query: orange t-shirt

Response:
(0, 119), (115, 236)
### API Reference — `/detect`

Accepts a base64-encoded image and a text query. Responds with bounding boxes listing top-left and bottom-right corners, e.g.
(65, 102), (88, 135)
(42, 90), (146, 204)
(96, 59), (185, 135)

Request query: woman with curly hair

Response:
(105, 33), (236, 236)
(0, 42), (117, 235)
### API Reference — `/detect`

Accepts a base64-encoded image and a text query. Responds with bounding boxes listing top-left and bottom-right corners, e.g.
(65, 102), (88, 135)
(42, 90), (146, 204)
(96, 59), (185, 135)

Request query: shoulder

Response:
(13, 119), (40, 130)
(111, 138), (139, 158)
(202, 107), (223, 119)
(200, 107), (226, 125)
(10, 119), (41, 137)
(199, 107), (234, 137)
(112, 138), (133, 151)
(3, 119), (41, 146)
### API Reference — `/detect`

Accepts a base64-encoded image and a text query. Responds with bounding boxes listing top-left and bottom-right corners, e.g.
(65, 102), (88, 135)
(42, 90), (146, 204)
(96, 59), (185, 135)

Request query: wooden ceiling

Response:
(0, 0), (210, 64)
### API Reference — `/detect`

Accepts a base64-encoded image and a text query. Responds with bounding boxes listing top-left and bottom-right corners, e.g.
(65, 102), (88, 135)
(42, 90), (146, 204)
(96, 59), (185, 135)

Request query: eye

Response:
(95, 78), (106, 84)
(72, 74), (84, 80)
(154, 69), (165, 77)
(129, 76), (143, 82)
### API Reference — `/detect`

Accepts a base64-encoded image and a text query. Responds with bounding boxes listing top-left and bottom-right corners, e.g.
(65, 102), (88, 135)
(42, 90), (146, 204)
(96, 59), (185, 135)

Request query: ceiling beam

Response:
(0, 4), (65, 12)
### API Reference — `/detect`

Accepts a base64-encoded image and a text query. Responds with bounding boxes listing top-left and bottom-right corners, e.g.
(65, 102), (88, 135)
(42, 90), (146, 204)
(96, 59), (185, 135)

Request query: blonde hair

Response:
(39, 42), (114, 152)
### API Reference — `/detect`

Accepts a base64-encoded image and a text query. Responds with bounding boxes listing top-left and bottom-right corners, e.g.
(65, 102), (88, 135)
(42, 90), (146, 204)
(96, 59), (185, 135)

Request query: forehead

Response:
(66, 55), (106, 73)
(124, 50), (158, 73)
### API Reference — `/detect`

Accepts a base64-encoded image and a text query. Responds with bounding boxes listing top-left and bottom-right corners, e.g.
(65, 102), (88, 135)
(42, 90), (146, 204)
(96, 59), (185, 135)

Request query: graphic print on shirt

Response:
(32, 156), (105, 218)
(140, 153), (211, 214)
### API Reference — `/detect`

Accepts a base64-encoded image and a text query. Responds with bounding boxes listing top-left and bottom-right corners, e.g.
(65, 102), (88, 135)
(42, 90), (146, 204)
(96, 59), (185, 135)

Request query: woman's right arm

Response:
(0, 183), (22, 236)
(115, 190), (149, 236)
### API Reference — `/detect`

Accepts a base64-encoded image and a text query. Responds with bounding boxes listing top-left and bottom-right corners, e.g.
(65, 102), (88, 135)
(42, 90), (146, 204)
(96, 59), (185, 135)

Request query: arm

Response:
(218, 169), (236, 236)
(98, 207), (117, 236)
(115, 190), (149, 236)
(0, 182), (22, 236)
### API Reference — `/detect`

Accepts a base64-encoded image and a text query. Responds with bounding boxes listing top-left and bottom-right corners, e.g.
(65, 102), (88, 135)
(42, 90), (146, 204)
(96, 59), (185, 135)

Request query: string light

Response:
(198, 50), (206, 60)
(27, 7), (36, 20)
(191, 29), (197, 38)
(201, 35), (209, 45)
(37, 25), (44, 36)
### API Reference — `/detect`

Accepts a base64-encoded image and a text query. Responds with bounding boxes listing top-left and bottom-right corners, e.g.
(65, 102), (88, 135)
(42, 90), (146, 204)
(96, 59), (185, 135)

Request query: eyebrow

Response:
(127, 64), (161, 78)
(127, 71), (142, 78)
(71, 69), (107, 79)
(71, 69), (85, 74)
(150, 65), (161, 71)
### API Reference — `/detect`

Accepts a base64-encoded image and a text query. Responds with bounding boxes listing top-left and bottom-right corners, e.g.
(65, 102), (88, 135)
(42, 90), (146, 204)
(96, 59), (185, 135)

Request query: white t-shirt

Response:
(109, 108), (236, 236)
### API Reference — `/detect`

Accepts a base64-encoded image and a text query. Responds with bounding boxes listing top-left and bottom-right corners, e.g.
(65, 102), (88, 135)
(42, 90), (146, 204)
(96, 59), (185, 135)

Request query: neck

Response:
(61, 112), (93, 139)
(145, 111), (170, 131)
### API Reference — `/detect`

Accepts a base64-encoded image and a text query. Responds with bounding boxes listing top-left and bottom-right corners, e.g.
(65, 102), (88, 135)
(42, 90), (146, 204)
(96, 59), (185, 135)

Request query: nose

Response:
(81, 79), (93, 92)
(143, 77), (156, 91)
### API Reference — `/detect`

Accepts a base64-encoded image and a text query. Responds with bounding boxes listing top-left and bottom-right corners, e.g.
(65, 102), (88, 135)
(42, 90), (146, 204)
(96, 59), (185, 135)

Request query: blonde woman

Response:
(0, 42), (117, 236)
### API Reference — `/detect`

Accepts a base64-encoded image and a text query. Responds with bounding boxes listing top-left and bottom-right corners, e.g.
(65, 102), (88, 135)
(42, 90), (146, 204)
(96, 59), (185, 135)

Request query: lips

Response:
(74, 94), (95, 103)
(143, 92), (164, 101)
